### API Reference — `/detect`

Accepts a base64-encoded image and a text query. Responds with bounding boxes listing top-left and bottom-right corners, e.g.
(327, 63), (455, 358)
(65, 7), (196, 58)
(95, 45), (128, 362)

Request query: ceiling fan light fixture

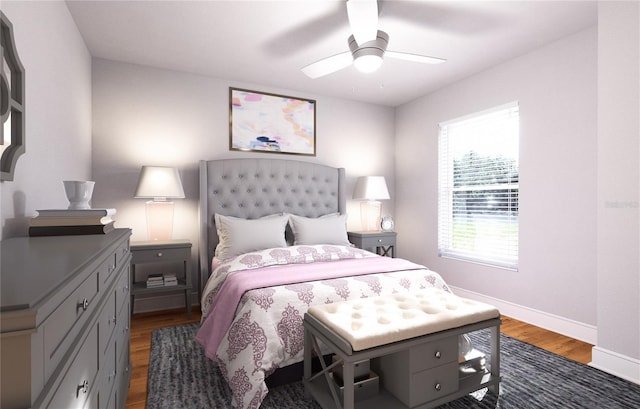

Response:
(354, 53), (383, 73)
(349, 31), (388, 74)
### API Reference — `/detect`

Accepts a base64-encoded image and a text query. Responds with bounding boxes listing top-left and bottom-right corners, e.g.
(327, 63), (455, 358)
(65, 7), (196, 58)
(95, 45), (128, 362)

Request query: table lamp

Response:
(352, 176), (390, 232)
(134, 166), (185, 241)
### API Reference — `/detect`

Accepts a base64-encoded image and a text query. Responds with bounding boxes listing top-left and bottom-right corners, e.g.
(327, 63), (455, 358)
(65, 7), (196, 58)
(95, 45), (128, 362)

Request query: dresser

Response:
(0, 229), (132, 409)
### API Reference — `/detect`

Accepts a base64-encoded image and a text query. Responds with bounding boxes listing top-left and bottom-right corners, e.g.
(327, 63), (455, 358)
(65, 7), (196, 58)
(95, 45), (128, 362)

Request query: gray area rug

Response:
(147, 323), (640, 408)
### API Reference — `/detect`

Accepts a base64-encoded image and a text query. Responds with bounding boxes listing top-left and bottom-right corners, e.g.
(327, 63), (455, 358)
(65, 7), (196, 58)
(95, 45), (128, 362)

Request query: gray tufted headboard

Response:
(198, 158), (346, 290)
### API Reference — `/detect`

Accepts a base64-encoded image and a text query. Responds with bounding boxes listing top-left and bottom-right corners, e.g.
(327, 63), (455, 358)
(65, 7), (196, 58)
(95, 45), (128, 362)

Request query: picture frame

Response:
(229, 87), (316, 156)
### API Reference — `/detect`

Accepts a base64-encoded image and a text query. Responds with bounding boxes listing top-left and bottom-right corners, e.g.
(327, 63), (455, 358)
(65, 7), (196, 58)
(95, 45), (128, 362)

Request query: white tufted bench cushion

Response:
(307, 288), (500, 351)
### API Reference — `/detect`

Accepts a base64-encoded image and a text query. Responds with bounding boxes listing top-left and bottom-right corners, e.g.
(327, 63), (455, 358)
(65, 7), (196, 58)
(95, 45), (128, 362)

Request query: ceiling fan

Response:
(301, 0), (446, 79)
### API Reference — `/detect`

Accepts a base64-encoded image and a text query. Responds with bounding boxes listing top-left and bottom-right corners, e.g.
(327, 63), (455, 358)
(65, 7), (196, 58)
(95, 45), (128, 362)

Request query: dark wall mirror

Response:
(1, 11), (25, 182)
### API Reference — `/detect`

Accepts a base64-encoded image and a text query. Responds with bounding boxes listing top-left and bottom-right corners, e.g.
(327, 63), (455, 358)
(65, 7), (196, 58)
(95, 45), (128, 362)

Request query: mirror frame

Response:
(1, 11), (26, 182)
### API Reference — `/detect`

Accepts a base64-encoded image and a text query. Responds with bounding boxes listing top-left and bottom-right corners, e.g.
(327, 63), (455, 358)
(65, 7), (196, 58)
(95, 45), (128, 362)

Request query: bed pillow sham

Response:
(214, 213), (288, 260)
(288, 213), (351, 246)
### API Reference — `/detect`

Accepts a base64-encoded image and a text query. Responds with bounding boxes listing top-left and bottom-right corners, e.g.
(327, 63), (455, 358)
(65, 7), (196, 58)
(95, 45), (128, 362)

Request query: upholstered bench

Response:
(303, 288), (501, 409)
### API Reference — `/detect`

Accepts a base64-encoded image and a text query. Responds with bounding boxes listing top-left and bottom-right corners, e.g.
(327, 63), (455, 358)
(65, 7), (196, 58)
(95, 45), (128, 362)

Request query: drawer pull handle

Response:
(156, 252), (163, 257)
(109, 263), (116, 272)
(78, 298), (89, 311)
(434, 383), (442, 391)
(109, 315), (116, 326)
(76, 380), (89, 396)
(377, 239), (382, 243)
(108, 370), (116, 382)
(434, 351), (442, 359)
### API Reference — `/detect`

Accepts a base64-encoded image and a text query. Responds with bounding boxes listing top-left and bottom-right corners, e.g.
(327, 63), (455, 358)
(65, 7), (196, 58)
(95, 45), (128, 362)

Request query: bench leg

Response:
(303, 327), (312, 398)
(343, 362), (355, 409)
(489, 323), (501, 395)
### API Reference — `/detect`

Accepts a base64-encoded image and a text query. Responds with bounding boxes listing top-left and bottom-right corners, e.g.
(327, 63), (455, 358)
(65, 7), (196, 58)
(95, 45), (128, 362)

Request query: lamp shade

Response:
(352, 176), (390, 200)
(134, 166), (185, 200)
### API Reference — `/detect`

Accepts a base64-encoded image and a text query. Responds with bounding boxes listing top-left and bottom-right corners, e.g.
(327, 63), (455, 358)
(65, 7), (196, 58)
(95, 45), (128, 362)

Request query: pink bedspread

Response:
(195, 245), (450, 409)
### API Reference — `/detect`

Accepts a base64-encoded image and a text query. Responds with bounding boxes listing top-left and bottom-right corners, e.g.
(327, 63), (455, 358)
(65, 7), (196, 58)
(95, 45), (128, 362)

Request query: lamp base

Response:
(360, 200), (382, 232)
(145, 200), (174, 241)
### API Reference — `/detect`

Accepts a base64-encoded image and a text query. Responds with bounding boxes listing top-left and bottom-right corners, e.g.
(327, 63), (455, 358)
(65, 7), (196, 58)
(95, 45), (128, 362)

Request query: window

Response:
(438, 102), (519, 270)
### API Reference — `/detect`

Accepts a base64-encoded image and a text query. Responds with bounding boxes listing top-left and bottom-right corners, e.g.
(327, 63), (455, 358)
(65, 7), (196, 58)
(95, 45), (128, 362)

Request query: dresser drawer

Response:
(115, 265), (130, 318)
(408, 335), (458, 372)
(375, 335), (458, 376)
(115, 240), (130, 269)
(115, 338), (131, 409)
(46, 322), (99, 409)
(116, 295), (130, 364)
(98, 289), (118, 362)
(98, 338), (118, 409)
(406, 362), (458, 407)
(43, 270), (99, 379)
(100, 251), (118, 287)
(101, 239), (129, 287)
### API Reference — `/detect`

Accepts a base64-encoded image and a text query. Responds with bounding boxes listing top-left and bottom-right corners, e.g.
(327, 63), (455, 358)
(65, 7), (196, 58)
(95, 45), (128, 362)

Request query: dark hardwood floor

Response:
(125, 308), (593, 409)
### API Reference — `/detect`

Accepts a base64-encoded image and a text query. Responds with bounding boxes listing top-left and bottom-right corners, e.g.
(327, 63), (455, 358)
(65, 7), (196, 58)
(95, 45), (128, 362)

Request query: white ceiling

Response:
(66, 0), (597, 107)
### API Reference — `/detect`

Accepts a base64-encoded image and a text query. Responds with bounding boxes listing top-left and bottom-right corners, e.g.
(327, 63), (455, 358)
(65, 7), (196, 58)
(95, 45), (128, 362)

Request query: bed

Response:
(195, 158), (451, 409)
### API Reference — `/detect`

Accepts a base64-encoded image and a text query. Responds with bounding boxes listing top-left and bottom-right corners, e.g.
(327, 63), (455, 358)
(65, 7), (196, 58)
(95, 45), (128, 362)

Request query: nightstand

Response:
(348, 231), (397, 257)
(130, 239), (192, 318)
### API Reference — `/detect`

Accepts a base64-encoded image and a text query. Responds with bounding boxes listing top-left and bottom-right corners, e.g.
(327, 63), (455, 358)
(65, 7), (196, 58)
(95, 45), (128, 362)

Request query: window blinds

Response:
(438, 102), (519, 270)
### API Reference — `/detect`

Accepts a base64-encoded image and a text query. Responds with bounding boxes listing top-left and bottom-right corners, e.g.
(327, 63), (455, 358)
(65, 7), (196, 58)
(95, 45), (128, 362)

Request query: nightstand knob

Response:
(434, 351), (442, 359)
(377, 239), (382, 243)
(434, 383), (442, 391)
(156, 252), (163, 257)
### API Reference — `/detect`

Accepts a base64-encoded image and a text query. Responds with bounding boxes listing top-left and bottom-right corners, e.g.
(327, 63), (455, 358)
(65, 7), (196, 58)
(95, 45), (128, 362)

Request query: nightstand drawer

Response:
(365, 235), (395, 247)
(131, 246), (189, 263)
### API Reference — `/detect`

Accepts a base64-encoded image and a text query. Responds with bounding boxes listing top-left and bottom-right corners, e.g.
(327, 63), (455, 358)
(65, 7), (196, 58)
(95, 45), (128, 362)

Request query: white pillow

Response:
(288, 213), (350, 246)
(214, 213), (288, 260)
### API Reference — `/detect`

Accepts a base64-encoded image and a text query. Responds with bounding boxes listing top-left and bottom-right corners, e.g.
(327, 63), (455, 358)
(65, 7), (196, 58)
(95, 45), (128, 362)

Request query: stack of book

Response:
(164, 273), (178, 286)
(29, 208), (116, 237)
(146, 274), (164, 288)
(458, 349), (487, 382)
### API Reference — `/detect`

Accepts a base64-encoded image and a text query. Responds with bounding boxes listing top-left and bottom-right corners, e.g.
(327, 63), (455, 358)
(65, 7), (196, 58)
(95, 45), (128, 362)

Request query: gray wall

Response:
(592, 1), (640, 382)
(0, 1), (92, 239)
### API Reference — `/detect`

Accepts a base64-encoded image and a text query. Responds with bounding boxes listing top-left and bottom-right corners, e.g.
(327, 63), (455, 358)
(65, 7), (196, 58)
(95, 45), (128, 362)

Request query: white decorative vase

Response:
(63, 180), (95, 210)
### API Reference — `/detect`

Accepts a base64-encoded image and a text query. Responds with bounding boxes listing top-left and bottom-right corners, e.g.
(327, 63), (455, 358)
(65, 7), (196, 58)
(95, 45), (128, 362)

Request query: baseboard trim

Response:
(591, 347), (640, 385)
(448, 286), (597, 345)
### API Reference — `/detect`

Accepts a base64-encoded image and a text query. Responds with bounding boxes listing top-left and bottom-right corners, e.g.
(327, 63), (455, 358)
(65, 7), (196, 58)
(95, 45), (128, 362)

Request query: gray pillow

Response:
(288, 213), (350, 246)
(214, 213), (288, 260)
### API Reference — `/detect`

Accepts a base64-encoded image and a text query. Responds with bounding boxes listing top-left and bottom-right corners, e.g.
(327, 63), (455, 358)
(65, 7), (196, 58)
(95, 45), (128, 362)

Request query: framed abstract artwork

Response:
(229, 87), (316, 156)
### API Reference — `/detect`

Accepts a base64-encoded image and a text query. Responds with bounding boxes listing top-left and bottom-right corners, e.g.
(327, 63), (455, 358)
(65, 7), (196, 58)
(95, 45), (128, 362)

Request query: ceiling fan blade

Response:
(347, 0), (378, 45)
(301, 51), (354, 79)
(385, 50), (447, 64)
